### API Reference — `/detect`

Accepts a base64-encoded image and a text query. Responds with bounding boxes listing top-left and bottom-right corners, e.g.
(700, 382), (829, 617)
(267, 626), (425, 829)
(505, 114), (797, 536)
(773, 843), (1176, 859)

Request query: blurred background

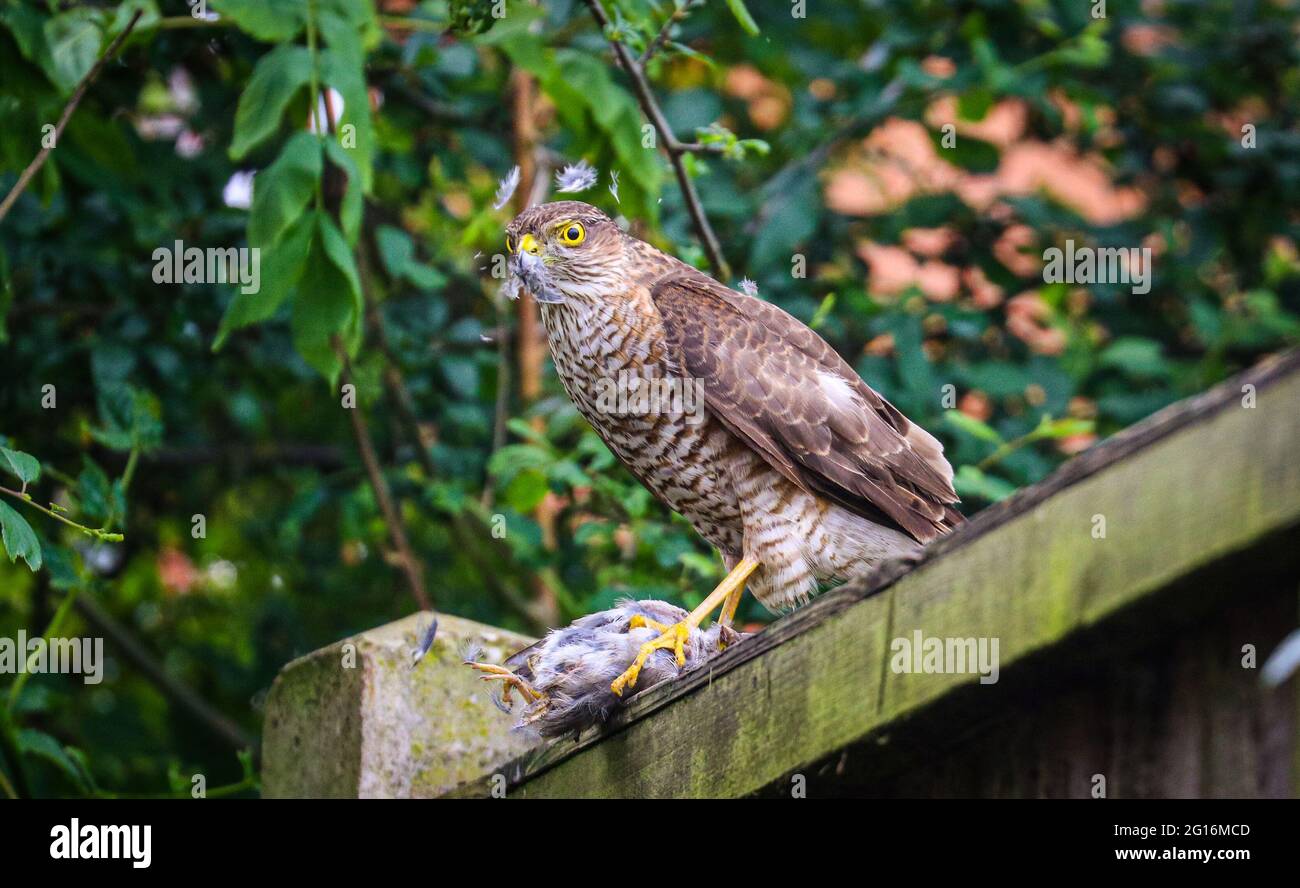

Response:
(0, 0), (1297, 797)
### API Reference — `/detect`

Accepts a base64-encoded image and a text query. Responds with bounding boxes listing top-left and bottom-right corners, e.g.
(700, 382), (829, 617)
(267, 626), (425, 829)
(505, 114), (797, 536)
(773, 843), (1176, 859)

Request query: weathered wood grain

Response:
(787, 574), (1297, 798)
(445, 350), (1300, 798)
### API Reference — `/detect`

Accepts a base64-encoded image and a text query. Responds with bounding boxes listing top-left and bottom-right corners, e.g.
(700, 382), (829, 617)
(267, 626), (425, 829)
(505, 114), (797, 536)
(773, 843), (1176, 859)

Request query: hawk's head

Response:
(504, 201), (625, 304)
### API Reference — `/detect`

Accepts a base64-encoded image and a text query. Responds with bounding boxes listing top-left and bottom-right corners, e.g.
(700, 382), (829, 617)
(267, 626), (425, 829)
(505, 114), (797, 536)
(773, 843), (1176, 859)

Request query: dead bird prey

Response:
(465, 600), (742, 737)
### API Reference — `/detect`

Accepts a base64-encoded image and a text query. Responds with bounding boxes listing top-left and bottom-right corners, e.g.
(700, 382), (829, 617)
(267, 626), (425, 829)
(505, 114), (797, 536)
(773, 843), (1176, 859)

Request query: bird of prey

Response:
(504, 200), (961, 697)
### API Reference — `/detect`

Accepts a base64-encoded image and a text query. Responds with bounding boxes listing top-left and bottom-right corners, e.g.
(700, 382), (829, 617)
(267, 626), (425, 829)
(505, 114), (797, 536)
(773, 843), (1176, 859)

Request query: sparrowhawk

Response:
(501, 200), (961, 696)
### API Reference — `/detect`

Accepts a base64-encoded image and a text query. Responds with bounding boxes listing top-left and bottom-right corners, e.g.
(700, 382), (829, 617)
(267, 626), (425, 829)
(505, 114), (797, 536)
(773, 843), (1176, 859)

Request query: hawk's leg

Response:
(716, 583), (745, 650)
(466, 661), (544, 707)
(610, 557), (760, 696)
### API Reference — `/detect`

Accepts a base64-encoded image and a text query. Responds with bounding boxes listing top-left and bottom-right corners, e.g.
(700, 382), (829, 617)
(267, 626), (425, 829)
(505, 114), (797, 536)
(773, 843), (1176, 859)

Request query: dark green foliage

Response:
(0, 0), (1296, 796)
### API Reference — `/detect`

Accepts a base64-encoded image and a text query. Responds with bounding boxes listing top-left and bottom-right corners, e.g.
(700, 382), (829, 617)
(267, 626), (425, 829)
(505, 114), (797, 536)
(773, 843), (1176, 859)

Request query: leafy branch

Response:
(975, 416), (1094, 472)
(0, 487), (124, 544)
(0, 442), (128, 574)
(945, 412), (1095, 503)
(0, 9), (144, 225)
(583, 0), (736, 279)
(639, 0), (703, 67)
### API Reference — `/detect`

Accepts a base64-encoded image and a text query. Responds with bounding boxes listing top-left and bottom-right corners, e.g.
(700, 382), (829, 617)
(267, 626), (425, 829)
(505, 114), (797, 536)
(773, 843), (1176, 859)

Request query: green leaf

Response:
(290, 217), (362, 380)
(316, 214), (362, 316)
(1098, 337), (1168, 379)
(17, 729), (91, 792)
(323, 137), (362, 244)
(40, 544), (80, 591)
(318, 0), (380, 43)
(930, 130), (1000, 174)
(487, 444), (553, 479)
(503, 468), (549, 512)
(318, 49), (374, 190)
(957, 87), (994, 121)
(505, 417), (548, 445)
(0, 447), (40, 487)
(809, 292), (836, 330)
(439, 355), (480, 399)
(375, 225), (414, 277)
(211, 0), (307, 42)
(374, 225), (443, 290)
(91, 385), (163, 453)
(0, 499), (42, 572)
(248, 132), (322, 249)
(43, 8), (104, 94)
(1, 5), (52, 73)
(723, 0), (760, 36)
(216, 134), (329, 348)
(404, 263), (445, 291)
(1031, 416), (1095, 440)
(317, 2), (376, 190)
(215, 211), (317, 349)
(230, 44), (314, 161)
(953, 465), (1017, 503)
(548, 460), (593, 490)
(76, 457), (113, 524)
(750, 170), (818, 271)
(109, 1), (161, 38)
(944, 410), (1004, 445)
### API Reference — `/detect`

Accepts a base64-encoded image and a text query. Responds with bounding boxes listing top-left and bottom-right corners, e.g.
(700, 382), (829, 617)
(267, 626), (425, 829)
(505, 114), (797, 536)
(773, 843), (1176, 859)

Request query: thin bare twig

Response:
(335, 341), (432, 611)
(316, 69), (432, 613)
(0, 486), (123, 542)
(582, 0), (731, 280)
(0, 10), (143, 225)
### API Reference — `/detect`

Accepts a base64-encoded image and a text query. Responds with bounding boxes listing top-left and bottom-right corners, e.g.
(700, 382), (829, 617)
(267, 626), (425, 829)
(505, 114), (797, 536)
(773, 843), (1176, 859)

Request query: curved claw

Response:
(466, 661), (543, 705)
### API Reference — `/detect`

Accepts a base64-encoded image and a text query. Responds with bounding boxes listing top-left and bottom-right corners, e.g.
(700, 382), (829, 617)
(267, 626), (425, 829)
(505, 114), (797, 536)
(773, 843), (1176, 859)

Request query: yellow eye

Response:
(505, 234), (516, 253)
(556, 221), (585, 246)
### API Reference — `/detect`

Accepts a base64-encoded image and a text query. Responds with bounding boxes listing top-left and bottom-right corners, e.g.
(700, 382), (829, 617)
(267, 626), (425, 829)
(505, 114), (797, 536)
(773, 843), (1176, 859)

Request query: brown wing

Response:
(651, 273), (962, 544)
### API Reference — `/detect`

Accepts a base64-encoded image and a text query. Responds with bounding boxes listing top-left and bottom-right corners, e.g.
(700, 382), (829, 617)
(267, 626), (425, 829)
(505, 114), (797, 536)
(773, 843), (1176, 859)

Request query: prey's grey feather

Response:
(469, 599), (744, 738)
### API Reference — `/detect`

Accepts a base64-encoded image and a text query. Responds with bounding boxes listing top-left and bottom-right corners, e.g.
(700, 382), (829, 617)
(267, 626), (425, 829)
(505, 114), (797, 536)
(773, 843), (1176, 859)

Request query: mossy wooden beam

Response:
(449, 350), (1300, 798)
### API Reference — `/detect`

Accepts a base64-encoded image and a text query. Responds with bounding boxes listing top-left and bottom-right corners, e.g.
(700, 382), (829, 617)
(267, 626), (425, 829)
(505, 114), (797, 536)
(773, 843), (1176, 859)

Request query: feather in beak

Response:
(509, 249), (566, 304)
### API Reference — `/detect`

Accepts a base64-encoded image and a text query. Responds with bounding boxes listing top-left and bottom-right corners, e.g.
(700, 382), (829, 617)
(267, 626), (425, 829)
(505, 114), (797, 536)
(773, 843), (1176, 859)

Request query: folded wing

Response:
(650, 274), (962, 544)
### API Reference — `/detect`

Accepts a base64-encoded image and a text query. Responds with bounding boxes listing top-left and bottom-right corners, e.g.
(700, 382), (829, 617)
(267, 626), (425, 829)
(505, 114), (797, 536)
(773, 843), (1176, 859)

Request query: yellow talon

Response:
(610, 557), (761, 698)
(627, 614), (672, 633)
(610, 621), (690, 696)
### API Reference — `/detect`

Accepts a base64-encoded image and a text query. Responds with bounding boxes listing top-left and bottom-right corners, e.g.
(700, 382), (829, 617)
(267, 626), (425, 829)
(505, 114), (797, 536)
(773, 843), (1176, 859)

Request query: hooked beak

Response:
(508, 246), (566, 304)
